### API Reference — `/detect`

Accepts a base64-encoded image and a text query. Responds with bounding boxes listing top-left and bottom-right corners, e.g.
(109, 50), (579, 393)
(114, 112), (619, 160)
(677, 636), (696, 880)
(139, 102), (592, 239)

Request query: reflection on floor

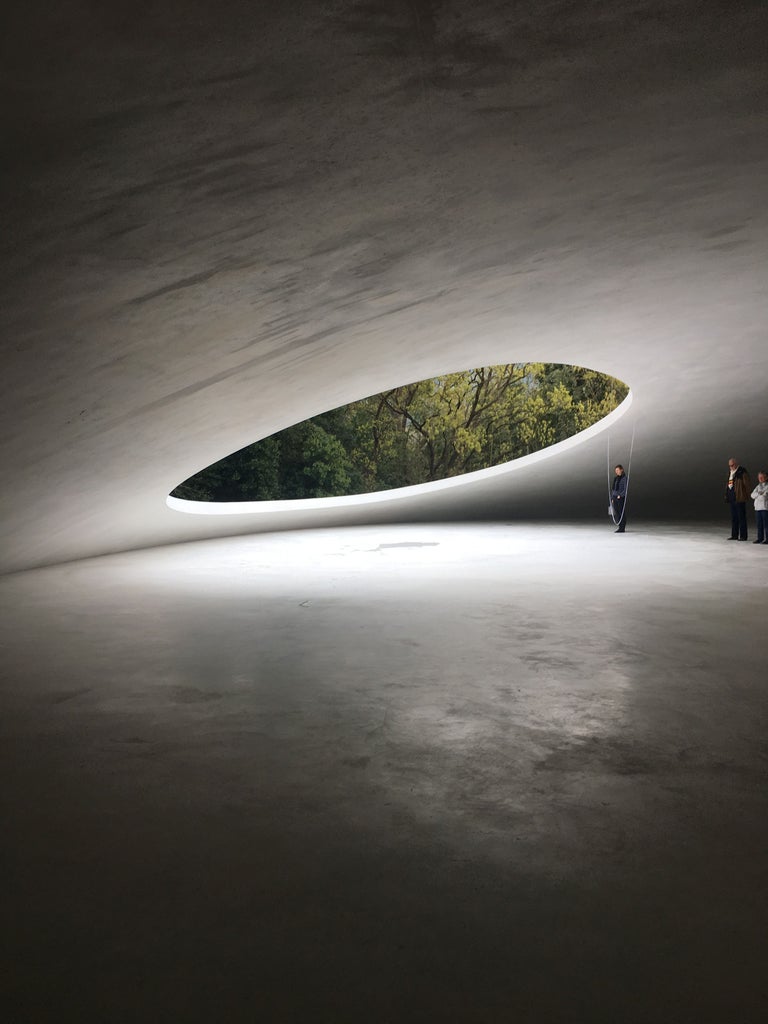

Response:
(2, 524), (766, 1022)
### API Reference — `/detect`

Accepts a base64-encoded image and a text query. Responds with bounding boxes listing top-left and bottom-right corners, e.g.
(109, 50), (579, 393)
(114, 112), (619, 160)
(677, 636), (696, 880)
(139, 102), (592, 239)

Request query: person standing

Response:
(725, 457), (752, 541)
(611, 464), (628, 533)
(750, 471), (768, 544)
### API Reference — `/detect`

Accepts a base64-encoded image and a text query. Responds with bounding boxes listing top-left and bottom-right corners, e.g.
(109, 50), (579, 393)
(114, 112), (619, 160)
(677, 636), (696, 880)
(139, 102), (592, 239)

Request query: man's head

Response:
(614, 465), (624, 476)
(728, 458), (738, 471)
(759, 471), (767, 484)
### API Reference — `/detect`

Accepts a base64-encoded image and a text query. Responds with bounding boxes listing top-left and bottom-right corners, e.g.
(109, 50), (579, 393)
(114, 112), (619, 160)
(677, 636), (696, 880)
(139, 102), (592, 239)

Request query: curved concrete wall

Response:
(1, 0), (766, 572)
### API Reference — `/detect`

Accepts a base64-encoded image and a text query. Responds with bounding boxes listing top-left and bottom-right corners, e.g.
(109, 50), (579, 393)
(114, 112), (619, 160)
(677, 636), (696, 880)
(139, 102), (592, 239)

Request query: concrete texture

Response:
(2, 523), (767, 1022)
(1, 0), (767, 571)
(2, 3), (768, 1020)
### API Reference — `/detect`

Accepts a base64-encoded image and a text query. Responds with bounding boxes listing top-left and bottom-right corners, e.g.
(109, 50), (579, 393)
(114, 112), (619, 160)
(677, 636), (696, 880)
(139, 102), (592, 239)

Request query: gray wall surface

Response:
(1, 0), (767, 572)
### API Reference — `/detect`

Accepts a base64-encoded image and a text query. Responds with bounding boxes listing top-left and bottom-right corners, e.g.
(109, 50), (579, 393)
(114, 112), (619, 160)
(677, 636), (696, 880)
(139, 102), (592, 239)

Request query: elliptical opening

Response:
(170, 362), (629, 506)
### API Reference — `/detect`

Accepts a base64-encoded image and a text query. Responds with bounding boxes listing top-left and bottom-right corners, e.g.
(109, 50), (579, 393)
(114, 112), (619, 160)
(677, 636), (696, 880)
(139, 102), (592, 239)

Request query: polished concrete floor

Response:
(2, 523), (767, 1022)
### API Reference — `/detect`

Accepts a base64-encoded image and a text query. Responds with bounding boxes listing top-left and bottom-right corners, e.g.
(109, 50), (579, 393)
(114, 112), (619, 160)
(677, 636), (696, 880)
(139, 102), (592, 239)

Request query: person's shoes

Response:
(763, 541), (768, 545)
(728, 536), (739, 540)
(753, 540), (762, 543)
(739, 538), (747, 541)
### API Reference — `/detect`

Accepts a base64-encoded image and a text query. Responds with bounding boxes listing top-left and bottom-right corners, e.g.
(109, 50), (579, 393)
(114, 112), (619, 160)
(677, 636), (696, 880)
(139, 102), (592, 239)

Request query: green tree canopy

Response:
(172, 363), (628, 501)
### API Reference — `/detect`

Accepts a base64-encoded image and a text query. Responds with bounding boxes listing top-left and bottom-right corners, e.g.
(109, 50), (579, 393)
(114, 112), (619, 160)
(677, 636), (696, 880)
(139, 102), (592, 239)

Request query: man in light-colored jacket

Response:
(750, 471), (768, 544)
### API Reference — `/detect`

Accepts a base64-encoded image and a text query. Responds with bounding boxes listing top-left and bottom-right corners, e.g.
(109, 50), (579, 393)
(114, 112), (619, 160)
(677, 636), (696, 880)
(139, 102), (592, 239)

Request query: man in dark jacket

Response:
(611, 465), (628, 533)
(725, 458), (752, 541)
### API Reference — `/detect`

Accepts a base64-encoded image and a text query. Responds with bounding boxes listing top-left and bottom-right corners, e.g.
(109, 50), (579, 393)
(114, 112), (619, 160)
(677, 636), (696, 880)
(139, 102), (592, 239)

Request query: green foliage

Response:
(172, 364), (628, 501)
(173, 437), (282, 501)
(296, 422), (353, 498)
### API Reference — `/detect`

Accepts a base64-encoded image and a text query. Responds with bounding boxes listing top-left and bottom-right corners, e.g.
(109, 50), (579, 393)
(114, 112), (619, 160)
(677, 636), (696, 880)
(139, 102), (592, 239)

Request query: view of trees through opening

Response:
(172, 363), (629, 502)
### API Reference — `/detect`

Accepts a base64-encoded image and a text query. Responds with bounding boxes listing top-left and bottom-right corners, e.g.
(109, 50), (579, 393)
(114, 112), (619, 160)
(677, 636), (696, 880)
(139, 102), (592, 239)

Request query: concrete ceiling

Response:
(1, 0), (766, 573)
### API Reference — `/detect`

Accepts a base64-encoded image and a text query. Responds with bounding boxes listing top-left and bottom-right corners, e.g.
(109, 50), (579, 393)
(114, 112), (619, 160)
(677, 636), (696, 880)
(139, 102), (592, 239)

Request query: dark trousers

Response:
(729, 496), (747, 539)
(612, 497), (627, 532)
(756, 509), (768, 543)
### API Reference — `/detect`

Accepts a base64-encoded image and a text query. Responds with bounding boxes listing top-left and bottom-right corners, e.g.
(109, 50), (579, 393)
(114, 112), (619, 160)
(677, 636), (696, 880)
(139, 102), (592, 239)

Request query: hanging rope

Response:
(607, 425), (636, 527)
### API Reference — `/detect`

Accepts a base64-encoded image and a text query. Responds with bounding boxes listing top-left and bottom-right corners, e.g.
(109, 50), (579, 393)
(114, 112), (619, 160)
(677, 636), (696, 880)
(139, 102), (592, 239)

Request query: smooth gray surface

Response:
(1, 1), (767, 572)
(2, 5), (767, 1020)
(2, 524), (767, 1021)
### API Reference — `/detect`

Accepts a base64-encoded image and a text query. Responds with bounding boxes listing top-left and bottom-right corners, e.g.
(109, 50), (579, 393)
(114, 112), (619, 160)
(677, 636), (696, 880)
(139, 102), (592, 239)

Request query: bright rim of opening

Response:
(168, 363), (632, 516)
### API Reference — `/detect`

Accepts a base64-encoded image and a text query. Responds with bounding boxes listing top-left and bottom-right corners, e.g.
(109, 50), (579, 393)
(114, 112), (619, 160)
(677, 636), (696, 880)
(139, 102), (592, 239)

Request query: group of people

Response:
(608, 458), (768, 542)
(726, 459), (768, 543)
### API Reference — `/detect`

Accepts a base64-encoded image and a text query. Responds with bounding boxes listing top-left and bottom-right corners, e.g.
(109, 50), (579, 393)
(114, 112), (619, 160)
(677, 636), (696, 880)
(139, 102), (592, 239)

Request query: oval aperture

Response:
(170, 362), (629, 506)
